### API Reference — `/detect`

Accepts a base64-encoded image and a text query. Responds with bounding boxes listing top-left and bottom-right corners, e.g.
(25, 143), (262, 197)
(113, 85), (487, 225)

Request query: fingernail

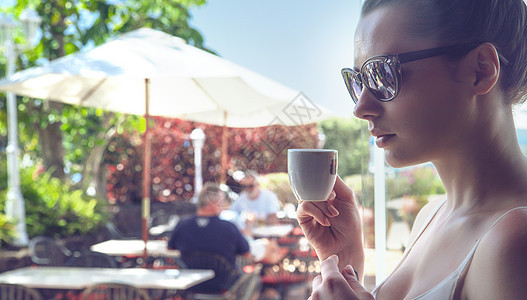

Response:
(323, 217), (330, 226)
(328, 191), (336, 200)
(328, 204), (339, 217)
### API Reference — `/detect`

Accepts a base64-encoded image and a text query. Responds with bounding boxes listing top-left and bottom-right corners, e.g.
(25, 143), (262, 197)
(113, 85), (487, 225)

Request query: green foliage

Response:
(343, 174), (373, 207)
(105, 117), (319, 203)
(24, 169), (109, 238)
(0, 162), (109, 239)
(60, 107), (139, 179)
(319, 117), (369, 177)
(109, 0), (208, 49)
(0, 157), (6, 194)
(0, 157), (17, 245)
(342, 165), (445, 209)
(0, 213), (17, 245)
(0, 0), (209, 199)
(393, 166), (446, 197)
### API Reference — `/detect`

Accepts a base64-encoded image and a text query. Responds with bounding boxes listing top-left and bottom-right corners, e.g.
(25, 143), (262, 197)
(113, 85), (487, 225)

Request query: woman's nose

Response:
(352, 88), (383, 121)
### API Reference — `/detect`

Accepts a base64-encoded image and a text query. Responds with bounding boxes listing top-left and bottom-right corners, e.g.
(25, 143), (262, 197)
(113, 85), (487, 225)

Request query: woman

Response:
(298, 0), (527, 299)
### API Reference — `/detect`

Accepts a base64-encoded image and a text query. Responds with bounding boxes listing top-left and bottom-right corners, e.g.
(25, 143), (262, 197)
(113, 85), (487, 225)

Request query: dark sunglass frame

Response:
(341, 42), (491, 103)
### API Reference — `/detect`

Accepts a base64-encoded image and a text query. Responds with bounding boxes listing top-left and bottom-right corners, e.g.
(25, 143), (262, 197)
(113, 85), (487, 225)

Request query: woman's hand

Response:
(309, 255), (373, 300)
(297, 175), (364, 273)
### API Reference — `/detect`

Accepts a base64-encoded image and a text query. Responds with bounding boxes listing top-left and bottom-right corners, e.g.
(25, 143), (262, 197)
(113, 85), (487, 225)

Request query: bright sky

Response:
(189, 0), (363, 118)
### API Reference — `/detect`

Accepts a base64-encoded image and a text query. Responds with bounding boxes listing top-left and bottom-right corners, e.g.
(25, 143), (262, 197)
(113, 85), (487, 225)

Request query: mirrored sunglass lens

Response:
(352, 79), (362, 99)
(363, 61), (397, 100)
(343, 71), (361, 103)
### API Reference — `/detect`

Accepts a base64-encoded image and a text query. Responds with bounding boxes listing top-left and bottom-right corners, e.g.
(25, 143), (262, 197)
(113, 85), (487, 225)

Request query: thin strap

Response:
(480, 206), (527, 240)
(454, 205), (527, 273)
(373, 204), (527, 299)
(406, 198), (447, 250)
(415, 205), (527, 300)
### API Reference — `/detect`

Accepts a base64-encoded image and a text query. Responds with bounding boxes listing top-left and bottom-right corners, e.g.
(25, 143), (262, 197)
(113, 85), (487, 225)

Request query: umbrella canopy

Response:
(0, 27), (332, 127)
(0, 27), (333, 258)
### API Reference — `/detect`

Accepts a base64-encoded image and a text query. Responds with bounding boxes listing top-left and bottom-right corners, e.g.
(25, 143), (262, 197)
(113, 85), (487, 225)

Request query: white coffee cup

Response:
(288, 149), (338, 201)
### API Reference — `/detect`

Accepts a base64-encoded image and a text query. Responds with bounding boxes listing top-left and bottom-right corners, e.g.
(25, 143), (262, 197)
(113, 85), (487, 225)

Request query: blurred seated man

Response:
(230, 170), (281, 227)
(219, 184), (284, 265)
(168, 182), (251, 270)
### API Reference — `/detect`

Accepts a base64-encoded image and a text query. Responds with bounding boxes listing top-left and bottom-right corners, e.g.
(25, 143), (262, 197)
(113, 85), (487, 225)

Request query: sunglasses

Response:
(241, 184), (256, 189)
(341, 42), (502, 103)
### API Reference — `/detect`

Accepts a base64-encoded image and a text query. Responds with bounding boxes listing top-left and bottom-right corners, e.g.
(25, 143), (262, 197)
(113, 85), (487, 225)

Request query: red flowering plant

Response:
(105, 117), (318, 204)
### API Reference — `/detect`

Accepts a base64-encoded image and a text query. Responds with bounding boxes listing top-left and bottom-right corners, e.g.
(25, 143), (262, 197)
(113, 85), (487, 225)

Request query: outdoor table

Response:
(251, 224), (294, 238)
(149, 214), (179, 236)
(0, 266), (214, 291)
(149, 223), (175, 236)
(90, 239), (180, 257)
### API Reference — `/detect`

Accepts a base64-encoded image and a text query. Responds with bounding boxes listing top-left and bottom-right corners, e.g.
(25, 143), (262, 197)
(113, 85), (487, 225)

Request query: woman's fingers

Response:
(333, 175), (356, 204)
(297, 191), (339, 227)
(309, 275), (323, 300)
(310, 255), (359, 300)
(312, 274), (322, 290)
(320, 256), (374, 300)
(297, 201), (330, 226)
(320, 254), (340, 274)
(342, 265), (375, 300)
(297, 175), (357, 228)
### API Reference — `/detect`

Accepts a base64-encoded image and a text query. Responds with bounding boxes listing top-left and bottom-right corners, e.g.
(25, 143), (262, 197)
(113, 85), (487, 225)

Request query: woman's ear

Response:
(472, 43), (500, 95)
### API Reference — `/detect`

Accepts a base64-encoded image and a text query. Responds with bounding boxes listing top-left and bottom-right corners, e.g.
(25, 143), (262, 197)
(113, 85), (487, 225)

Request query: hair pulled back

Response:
(362, 0), (527, 104)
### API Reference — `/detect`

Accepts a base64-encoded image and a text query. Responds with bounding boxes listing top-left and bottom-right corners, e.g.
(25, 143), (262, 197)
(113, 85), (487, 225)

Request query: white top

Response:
(372, 200), (527, 300)
(230, 189), (280, 219)
(0, 267), (214, 290)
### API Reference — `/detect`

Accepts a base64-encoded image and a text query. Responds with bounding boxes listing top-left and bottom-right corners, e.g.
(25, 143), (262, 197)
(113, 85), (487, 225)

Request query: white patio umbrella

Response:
(0, 27), (330, 127)
(0, 27), (333, 256)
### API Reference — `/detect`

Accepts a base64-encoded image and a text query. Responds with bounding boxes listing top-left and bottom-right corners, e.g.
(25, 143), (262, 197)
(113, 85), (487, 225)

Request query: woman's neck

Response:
(434, 107), (527, 212)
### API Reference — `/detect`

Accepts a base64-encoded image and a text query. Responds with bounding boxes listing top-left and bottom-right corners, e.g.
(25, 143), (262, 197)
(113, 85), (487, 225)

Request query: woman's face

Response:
(353, 6), (474, 168)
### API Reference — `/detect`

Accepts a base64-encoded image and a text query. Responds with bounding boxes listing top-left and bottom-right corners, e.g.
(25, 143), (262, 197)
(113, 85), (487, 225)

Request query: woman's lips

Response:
(375, 134), (396, 148)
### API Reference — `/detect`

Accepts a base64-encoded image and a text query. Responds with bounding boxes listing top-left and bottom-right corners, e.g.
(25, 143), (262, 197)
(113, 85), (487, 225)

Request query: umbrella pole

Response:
(142, 78), (151, 264)
(220, 112), (228, 183)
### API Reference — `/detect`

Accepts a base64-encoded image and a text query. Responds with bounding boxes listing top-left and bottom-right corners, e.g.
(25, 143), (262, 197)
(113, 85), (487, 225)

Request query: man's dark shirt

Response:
(168, 215), (249, 268)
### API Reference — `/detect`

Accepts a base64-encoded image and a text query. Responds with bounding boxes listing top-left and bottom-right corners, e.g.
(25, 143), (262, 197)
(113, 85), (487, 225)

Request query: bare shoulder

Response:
(407, 197), (445, 244)
(463, 207), (527, 299)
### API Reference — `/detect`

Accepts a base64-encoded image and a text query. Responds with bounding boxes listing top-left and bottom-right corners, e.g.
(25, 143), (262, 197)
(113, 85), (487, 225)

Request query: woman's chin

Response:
(384, 152), (426, 169)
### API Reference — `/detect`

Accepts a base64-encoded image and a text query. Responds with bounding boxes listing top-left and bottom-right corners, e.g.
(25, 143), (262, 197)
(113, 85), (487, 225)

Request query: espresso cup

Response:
(288, 149), (338, 201)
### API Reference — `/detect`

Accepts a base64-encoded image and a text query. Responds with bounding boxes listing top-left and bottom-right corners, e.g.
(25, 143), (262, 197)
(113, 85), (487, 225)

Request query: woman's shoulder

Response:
(478, 205), (527, 251)
(415, 197), (446, 220)
(463, 206), (527, 299)
(407, 197), (446, 244)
